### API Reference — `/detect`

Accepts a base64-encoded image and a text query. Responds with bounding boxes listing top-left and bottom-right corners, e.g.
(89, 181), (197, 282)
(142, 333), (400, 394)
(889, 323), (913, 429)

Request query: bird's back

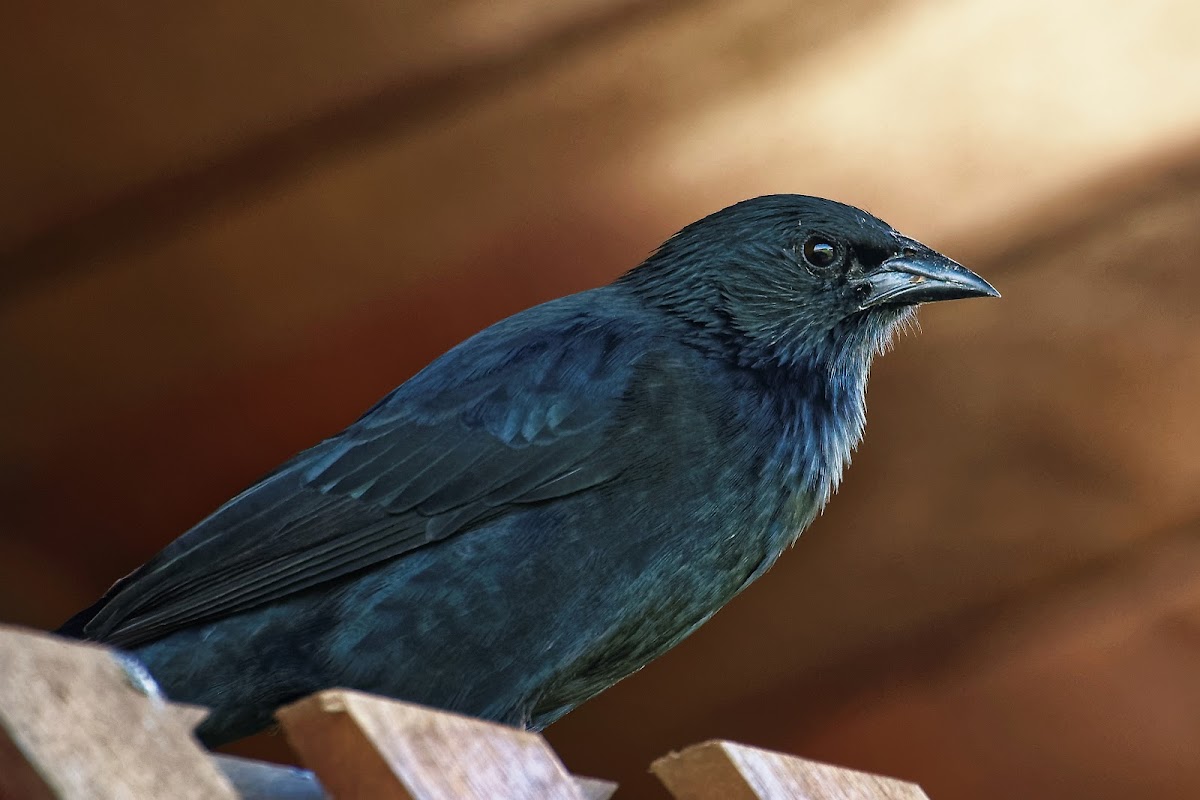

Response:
(59, 286), (818, 743)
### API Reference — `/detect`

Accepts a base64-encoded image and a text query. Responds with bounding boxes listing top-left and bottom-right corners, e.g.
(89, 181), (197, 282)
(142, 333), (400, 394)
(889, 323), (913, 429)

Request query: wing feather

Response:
(70, 302), (652, 648)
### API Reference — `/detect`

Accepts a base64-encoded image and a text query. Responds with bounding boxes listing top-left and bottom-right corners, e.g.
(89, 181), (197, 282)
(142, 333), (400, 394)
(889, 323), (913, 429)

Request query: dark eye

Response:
(802, 235), (840, 269)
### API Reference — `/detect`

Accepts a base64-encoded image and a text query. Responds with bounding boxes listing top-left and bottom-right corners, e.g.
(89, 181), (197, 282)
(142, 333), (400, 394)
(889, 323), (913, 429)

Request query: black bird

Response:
(59, 195), (997, 745)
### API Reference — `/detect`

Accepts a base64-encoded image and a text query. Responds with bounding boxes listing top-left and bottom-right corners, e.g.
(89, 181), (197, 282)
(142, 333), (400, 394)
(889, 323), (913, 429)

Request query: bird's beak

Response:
(860, 240), (999, 309)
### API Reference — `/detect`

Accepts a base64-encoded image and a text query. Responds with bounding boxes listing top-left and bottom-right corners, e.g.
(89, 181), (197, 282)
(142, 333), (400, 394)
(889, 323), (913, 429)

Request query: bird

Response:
(58, 194), (998, 746)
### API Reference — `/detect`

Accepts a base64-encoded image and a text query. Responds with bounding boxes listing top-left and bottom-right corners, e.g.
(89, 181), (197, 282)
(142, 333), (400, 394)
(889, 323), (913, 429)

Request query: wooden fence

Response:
(0, 625), (928, 799)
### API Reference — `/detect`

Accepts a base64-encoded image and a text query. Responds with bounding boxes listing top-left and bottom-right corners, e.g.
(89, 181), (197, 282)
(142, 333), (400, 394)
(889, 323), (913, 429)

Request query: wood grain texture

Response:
(652, 740), (929, 800)
(277, 690), (589, 800)
(0, 624), (236, 800)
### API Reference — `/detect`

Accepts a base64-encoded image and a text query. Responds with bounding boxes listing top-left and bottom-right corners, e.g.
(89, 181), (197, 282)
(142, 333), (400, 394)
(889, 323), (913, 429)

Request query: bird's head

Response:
(622, 194), (998, 373)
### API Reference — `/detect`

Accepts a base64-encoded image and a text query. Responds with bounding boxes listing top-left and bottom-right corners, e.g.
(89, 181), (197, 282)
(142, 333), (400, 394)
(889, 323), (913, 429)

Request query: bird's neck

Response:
(618, 273), (899, 508)
(756, 349), (869, 511)
(750, 306), (911, 511)
(760, 314), (915, 522)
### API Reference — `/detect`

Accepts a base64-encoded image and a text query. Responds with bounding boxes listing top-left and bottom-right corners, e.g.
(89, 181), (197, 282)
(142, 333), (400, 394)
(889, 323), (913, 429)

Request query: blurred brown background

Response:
(3, 1), (1200, 797)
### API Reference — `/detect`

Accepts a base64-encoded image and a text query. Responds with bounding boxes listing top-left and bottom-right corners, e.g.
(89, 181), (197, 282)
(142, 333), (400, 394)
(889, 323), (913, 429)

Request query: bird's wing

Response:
(71, 308), (654, 648)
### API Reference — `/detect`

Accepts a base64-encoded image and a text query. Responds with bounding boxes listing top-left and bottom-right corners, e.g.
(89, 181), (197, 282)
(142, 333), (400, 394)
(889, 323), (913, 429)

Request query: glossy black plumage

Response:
(59, 195), (997, 745)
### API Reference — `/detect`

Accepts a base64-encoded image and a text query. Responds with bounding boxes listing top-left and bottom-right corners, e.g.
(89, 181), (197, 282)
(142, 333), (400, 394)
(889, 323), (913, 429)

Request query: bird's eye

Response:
(802, 236), (840, 269)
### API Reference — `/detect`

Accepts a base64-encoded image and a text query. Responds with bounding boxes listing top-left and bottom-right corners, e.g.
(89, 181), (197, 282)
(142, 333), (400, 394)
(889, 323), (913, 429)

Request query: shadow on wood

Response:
(0, 623), (930, 799)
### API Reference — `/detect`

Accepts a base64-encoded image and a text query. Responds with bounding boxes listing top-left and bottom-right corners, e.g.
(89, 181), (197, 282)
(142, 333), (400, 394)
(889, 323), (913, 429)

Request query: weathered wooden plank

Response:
(277, 689), (594, 800)
(652, 740), (929, 800)
(0, 624), (237, 800)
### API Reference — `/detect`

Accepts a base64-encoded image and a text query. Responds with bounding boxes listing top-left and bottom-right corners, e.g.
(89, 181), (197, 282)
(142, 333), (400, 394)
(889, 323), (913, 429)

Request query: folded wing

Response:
(65, 305), (650, 648)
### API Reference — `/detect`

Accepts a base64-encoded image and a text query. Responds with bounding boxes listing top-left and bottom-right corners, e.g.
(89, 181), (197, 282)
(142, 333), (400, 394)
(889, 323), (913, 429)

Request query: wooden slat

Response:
(276, 690), (598, 800)
(0, 624), (237, 800)
(652, 740), (929, 800)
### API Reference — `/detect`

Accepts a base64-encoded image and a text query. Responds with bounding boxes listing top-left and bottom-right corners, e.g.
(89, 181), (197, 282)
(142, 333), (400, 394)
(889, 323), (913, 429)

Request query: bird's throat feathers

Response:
(622, 263), (914, 511)
(759, 305), (914, 513)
